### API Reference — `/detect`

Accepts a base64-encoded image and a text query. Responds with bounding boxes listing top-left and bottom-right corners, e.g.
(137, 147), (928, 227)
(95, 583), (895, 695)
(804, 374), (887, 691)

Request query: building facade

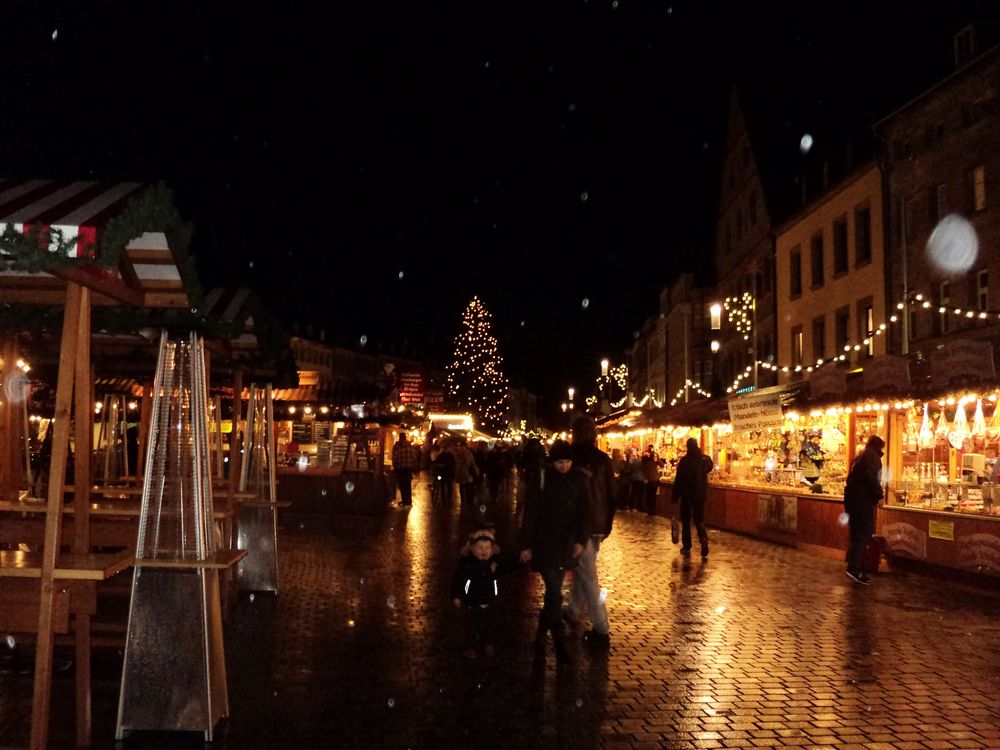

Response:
(775, 163), (887, 383)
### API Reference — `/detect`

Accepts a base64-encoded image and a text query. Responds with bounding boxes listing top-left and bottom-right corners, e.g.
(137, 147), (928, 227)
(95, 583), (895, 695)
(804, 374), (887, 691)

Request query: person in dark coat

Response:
(518, 440), (591, 665)
(671, 437), (714, 558)
(565, 415), (617, 649)
(843, 435), (885, 585)
(451, 528), (504, 658)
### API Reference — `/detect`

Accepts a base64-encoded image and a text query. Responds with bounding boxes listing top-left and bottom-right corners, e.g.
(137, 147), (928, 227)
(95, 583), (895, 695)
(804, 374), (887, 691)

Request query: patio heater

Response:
(93, 394), (129, 486)
(236, 383), (280, 593)
(116, 332), (239, 741)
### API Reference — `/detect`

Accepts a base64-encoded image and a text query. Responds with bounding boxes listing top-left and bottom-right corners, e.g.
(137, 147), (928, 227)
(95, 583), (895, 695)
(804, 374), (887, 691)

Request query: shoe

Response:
(582, 630), (610, 649)
(845, 569), (871, 585)
(680, 547), (691, 556)
(700, 543), (709, 558)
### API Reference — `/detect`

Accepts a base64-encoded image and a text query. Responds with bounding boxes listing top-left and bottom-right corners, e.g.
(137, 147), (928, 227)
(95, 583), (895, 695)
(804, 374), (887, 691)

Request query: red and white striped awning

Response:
(0, 179), (191, 308)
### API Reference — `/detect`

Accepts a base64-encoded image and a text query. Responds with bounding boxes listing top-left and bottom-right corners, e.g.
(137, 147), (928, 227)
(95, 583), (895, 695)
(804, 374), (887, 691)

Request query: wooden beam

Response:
(0, 339), (13, 501)
(48, 265), (144, 307)
(72, 293), (93, 748)
(136, 380), (153, 483)
(30, 281), (84, 750)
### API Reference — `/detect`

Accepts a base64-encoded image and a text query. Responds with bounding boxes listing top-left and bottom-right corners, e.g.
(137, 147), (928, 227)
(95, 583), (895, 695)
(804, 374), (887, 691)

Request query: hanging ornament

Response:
(918, 404), (935, 448)
(935, 408), (951, 445)
(949, 401), (969, 449)
(973, 399), (987, 437)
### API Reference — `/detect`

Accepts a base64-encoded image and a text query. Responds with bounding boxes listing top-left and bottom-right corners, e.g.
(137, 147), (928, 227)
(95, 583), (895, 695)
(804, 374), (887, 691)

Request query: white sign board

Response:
(728, 392), (785, 432)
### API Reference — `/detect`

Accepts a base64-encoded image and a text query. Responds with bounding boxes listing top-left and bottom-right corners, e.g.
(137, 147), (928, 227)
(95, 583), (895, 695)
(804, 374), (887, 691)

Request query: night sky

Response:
(2, 1), (997, 417)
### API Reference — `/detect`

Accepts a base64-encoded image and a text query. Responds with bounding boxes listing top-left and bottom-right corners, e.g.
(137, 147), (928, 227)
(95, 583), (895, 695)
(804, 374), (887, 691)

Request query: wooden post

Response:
(0, 338), (16, 501)
(72, 287), (93, 747)
(30, 281), (84, 750)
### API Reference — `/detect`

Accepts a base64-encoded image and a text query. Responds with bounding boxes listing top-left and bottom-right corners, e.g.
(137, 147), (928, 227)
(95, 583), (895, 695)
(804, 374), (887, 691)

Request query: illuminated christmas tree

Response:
(447, 296), (509, 434)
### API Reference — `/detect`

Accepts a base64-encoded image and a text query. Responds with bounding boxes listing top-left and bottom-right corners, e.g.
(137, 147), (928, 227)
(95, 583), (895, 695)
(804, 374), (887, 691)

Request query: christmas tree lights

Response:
(446, 296), (510, 434)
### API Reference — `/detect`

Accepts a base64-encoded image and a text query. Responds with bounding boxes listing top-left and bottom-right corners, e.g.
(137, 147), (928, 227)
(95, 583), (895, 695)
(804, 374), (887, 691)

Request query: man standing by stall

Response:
(844, 435), (885, 585)
(392, 431), (419, 507)
(672, 437), (713, 558)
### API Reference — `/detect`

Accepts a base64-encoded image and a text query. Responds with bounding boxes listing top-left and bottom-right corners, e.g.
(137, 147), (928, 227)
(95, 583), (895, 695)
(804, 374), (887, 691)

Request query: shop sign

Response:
(927, 519), (954, 541)
(398, 371), (425, 405)
(728, 392), (784, 432)
(956, 532), (1000, 575)
(930, 339), (995, 388)
(425, 390), (445, 411)
(297, 370), (320, 387)
(809, 367), (847, 399)
(883, 521), (927, 559)
(861, 355), (910, 392)
(757, 494), (797, 532)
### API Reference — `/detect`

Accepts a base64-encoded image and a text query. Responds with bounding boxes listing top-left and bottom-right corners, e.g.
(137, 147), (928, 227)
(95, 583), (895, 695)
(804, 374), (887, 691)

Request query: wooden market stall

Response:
(0, 179), (199, 748)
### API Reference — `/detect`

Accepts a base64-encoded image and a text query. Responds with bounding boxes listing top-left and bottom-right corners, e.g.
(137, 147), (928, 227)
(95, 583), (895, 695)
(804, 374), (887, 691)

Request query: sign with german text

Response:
(930, 339), (995, 388)
(728, 392), (784, 432)
(809, 366), (847, 399)
(425, 390), (445, 411)
(928, 519), (954, 541)
(398, 371), (425, 404)
(862, 355), (910, 392)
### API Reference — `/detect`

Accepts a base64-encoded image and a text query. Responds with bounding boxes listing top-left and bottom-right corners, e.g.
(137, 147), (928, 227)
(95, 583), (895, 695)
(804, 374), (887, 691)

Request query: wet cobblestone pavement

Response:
(3, 473), (1000, 748)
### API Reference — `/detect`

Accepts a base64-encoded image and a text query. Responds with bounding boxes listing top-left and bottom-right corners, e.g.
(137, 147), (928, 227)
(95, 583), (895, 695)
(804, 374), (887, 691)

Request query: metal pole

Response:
(901, 194), (910, 355)
(752, 295), (759, 390)
(683, 306), (690, 403)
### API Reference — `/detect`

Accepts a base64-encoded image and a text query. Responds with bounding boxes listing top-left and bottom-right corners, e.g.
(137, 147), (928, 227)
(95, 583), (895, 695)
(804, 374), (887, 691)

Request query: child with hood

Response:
(451, 527), (504, 658)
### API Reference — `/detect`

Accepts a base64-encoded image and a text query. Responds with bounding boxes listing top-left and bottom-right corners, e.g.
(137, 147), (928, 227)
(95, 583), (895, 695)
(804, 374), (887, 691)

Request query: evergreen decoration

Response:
(446, 296), (510, 434)
(0, 182), (196, 290)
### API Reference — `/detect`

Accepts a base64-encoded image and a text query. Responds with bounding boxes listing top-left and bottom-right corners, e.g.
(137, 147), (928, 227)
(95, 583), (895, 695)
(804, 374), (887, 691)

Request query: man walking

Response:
(565, 415), (617, 649)
(392, 431), (419, 506)
(844, 435), (885, 585)
(672, 437), (713, 558)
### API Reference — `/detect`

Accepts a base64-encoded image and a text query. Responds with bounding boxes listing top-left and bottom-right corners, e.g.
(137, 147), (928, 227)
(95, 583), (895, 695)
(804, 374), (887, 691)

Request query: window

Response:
(812, 315), (826, 362)
(855, 204), (872, 265)
(978, 270), (989, 311)
(833, 215), (849, 275)
(790, 247), (802, 298)
(929, 183), (947, 224)
(835, 307), (850, 355)
(858, 300), (875, 357)
(792, 326), (804, 367)
(973, 165), (986, 211)
(939, 281), (951, 335)
(810, 232), (824, 287)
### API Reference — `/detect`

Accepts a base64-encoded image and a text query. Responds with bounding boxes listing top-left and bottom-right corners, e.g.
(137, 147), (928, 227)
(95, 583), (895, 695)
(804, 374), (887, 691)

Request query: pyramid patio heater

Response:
(236, 383), (280, 593)
(116, 332), (243, 741)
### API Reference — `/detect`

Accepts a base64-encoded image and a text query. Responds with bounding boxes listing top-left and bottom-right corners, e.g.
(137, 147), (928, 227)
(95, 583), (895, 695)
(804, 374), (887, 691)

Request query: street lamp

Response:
(561, 403), (568, 413)
(568, 387), (575, 402)
(710, 303), (722, 330)
(711, 339), (720, 353)
(600, 359), (609, 377)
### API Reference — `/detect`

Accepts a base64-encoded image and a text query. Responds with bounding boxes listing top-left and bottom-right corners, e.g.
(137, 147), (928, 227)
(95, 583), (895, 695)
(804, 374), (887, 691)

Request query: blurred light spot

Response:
(388, 698), (396, 708)
(580, 191), (589, 202)
(346, 481), (355, 494)
(799, 133), (814, 154)
(479, 504), (487, 513)
(598, 588), (608, 604)
(575, 699), (583, 707)
(715, 605), (725, 614)
(838, 512), (849, 527)
(398, 271), (404, 280)
(347, 619), (355, 627)
(6, 635), (15, 649)
(581, 298), (590, 310)
(927, 214), (979, 274)
(360, 335), (368, 346)
(297, 456), (308, 473)
(249, 593), (255, 603)
(321, 489), (327, 496)
(387, 596), (396, 608)
(51, 29), (58, 41)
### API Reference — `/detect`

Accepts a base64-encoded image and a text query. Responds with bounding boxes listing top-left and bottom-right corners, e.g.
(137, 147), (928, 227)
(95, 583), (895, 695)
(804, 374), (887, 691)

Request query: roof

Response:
(0, 179), (198, 308)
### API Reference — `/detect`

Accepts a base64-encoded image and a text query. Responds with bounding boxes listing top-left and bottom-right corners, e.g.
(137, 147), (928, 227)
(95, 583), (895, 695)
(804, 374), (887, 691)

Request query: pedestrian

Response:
(844, 435), (885, 585)
(627, 449), (645, 510)
(518, 440), (591, 666)
(453, 438), (479, 506)
(565, 416), (617, 649)
(431, 438), (457, 506)
(641, 445), (661, 514)
(451, 527), (504, 658)
(391, 431), (419, 506)
(671, 437), (713, 558)
(517, 437), (546, 526)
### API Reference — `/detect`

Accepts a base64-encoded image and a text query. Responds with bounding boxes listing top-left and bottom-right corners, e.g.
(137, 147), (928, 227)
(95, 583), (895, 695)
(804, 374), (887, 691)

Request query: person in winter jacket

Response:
(452, 438), (479, 506)
(518, 440), (591, 665)
(843, 435), (885, 585)
(451, 527), (504, 658)
(565, 415), (617, 649)
(671, 437), (714, 558)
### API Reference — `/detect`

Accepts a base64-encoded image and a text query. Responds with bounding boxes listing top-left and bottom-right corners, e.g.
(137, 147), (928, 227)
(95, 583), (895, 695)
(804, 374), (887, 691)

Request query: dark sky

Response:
(2, 1), (998, 417)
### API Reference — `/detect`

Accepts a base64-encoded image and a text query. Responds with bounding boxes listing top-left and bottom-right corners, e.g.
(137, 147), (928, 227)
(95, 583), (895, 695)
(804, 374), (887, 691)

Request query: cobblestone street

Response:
(3, 474), (1000, 748)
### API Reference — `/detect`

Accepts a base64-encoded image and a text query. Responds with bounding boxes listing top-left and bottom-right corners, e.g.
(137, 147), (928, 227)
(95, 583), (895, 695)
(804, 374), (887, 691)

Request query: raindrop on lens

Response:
(321, 489), (327, 496)
(479, 504), (487, 514)
(520, 320), (525, 327)
(633, 330), (640, 339)
(298, 521), (305, 530)
(927, 214), (979, 274)
(799, 133), (813, 154)
(838, 512), (849, 527)
(51, 29), (58, 41)
(360, 335), (368, 346)
(576, 699), (583, 707)
(249, 260), (255, 270)
(297, 456), (308, 473)
(6, 635), (15, 649)
(249, 593), (255, 603)
(580, 191), (589, 202)
(388, 698), (395, 708)
(345, 481), (355, 494)
(581, 298), (590, 310)
(398, 271), (404, 280)
(598, 588), (608, 604)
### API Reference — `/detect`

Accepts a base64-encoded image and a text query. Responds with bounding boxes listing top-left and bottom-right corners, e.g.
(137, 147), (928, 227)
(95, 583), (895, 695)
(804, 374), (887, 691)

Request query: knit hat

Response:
(550, 440), (573, 462)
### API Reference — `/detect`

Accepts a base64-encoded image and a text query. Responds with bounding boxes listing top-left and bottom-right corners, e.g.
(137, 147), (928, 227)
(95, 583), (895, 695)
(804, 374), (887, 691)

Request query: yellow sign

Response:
(928, 520), (954, 541)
